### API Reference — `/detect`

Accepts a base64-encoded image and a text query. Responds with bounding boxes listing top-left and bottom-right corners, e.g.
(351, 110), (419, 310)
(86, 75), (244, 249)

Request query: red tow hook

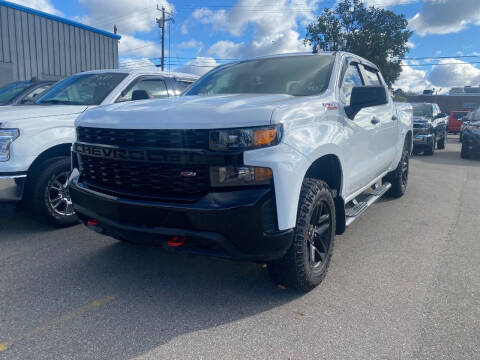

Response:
(168, 236), (186, 247)
(87, 219), (99, 226)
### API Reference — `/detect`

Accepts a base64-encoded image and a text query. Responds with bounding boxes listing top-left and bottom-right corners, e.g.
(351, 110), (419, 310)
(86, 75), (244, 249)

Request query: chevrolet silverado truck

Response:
(0, 70), (197, 225)
(69, 52), (413, 291)
(412, 103), (448, 155)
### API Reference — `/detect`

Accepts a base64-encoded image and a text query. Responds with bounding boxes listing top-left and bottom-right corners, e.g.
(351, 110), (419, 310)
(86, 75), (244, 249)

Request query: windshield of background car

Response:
(185, 55), (335, 96)
(37, 73), (127, 105)
(0, 81), (31, 104)
(453, 112), (467, 119)
(412, 104), (433, 117)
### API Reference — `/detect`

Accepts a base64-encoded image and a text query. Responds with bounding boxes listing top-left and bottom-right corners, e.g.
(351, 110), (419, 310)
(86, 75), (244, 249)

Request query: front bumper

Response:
(413, 134), (433, 149)
(69, 177), (293, 261)
(0, 173), (26, 201)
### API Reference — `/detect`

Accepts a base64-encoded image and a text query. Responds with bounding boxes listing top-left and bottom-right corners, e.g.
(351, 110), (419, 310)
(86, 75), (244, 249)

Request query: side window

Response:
(363, 67), (381, 86)
(20, 84), (52, 103)
(176, 81), (193, 92)
(340, 63), (364, 105)
(117, 78), (168, 102)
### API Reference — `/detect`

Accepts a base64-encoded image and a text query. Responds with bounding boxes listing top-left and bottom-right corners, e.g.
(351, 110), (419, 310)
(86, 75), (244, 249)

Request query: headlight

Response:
(0, 128), (20, 162)
(209, 125), (282, 151)
(210, 166), (273, 187)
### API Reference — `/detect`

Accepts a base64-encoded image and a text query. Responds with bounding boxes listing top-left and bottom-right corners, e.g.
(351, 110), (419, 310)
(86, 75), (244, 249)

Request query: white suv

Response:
(0, 69), (198, 226)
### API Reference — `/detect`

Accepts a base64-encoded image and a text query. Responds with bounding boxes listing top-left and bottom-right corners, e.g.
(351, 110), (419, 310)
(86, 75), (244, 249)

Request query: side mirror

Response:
(435, 112), (447, 119)
(345, 86), (388, 119)
(131, 89), (151, 101)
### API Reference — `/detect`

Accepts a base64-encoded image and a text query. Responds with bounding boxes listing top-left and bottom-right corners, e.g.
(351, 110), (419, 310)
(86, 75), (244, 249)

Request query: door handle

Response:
(371, 117), (380, 125)
(392, 115), (398, 121)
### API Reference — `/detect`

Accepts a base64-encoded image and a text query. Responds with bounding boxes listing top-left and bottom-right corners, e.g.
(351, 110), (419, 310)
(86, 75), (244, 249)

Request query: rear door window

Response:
(362, 67), (381, 86)
(117, 77), (169, 102)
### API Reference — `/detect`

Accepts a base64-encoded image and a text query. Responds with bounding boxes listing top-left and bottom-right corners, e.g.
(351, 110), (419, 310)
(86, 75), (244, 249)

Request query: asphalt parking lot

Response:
(0, 136), (479, 360)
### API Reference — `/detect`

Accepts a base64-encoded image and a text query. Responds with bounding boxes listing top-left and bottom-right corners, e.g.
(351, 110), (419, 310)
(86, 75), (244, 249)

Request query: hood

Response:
(0, 105), (88, 124)
(76, 94), (294, 129)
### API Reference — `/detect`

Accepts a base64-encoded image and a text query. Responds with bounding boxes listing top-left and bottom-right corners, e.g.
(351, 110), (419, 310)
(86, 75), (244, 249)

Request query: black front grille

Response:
(77, 127), (210, 149)
(78, 154), (210, 202)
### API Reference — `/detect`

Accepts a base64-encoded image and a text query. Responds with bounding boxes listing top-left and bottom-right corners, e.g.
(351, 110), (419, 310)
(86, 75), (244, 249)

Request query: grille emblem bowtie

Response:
(180, 171), (197, 177)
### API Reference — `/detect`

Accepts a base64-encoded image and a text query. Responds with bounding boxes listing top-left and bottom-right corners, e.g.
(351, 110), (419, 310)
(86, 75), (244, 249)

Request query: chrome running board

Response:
(345, 182), (391, 227)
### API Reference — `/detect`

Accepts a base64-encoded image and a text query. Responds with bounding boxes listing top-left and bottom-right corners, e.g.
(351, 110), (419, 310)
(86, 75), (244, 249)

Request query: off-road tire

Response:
(437, 132), (446, 149)
(385, 139), (409, 198)
(424, 135), (435, 155)
(461, 143), (470, 159)
(25, 157), (79, 228)
(267, 179), (335, 292)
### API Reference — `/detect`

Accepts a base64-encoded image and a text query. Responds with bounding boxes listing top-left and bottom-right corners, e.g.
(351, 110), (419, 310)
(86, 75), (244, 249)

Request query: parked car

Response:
(69, 52), (413, 291)
(412, 103), (448, 155)
(448, 110), (469, 134)
(461, 108), (480, 159)
(0, 80), (55, 106)
(459, 111), (473, 142)
(0, 70), (198, 227)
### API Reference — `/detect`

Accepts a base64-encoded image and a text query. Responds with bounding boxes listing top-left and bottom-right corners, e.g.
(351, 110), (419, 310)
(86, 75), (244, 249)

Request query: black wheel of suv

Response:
(25, 157), (78, 228)
(437, 131), (446, 149)
(424, 135), (435, 155)
(267, 179), (335, 292)
(461, 142), (470, 159)
(385, 139), (409, 198)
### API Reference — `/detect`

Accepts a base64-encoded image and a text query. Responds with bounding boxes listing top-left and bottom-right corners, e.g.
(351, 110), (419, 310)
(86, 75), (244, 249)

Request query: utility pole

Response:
(156, 5), (174, 71)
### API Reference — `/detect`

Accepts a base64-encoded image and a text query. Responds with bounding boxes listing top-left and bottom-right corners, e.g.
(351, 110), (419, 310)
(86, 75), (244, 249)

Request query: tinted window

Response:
(117, 78), (168, 102)
(176, 81), (193, 92)
(37, 73), (127, 105)
(341, 64), (364, 105)
(0, 81), (31, 104)
(186, 55), (335, 96)
(20, 84), (54, 104)
(453, 113), (466, 119)
(412, 104), (433, 117)
(363, 67), (381, 85)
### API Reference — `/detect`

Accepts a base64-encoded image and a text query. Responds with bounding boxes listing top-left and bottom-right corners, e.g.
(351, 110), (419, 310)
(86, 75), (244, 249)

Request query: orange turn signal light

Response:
(253, 128), (277, 146)
(254, 167), (273, 181)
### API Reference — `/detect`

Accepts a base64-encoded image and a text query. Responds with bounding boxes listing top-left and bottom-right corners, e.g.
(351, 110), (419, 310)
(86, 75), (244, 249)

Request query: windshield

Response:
(412, 104), (433, 117)
(185, 55), (335, 96)
(0, 81), (31, 105)
(37, 73), (127, 105)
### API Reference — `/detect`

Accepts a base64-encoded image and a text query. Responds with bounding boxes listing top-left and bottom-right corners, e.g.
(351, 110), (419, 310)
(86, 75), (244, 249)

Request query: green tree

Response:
(304, 0), (412, 87)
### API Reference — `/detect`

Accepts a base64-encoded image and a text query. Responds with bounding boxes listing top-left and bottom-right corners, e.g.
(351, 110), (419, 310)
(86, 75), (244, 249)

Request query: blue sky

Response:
(11, 0), (480, 92)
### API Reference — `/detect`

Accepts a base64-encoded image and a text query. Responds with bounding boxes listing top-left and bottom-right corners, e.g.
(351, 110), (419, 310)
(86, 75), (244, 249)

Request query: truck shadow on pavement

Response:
(412, 137), (479, 167)
(0, 213), (301, 359)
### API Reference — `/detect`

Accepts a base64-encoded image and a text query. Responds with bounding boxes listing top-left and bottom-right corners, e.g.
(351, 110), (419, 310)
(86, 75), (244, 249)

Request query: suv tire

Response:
(267, 179), (335, 292)
(437, 131), (446, 149)
(461, 142), (470, 159)
(424, 135), (435, 156)
(25, 157), (78, 228)
(385, 139), (409, 198)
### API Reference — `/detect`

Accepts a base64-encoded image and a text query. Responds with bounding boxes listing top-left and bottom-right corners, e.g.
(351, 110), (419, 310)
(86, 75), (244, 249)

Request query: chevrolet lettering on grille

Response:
(74, 143), (169, 162)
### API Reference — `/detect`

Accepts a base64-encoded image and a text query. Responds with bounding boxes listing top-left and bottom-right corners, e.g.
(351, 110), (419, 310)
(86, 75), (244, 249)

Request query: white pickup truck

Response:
(69, 52), (413, 291)
(0, 69), (198, 225)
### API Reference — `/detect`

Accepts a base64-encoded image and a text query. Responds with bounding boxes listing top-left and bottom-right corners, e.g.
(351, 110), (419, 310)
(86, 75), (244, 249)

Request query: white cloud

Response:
(406, 41), (416, 49)
(409, 0), (480, 36)
(11, 0), (62, 16)
(185, 0), (319, 59)
(119, 57), (157, 71)
(178, 40), (204, 52)
(174, 57), (219, 76)
(362, 0), (418, 7)
(118, 35), (161, 57)
(77, 0), (173, 34)
(394, 62), (431, 93)
(428, 59), (480, 87)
